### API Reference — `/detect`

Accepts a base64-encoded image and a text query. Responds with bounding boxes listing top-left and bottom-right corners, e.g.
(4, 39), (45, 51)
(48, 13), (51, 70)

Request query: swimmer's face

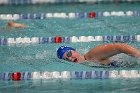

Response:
(63, 50), (81, 62)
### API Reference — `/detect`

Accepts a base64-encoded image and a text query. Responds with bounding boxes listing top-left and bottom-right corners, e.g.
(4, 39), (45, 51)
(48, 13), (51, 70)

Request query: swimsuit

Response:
(107, 60), (121, 67)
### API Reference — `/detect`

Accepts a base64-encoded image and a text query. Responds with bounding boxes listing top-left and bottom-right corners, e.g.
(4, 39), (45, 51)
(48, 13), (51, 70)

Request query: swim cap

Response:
(57, 46), (75, 59)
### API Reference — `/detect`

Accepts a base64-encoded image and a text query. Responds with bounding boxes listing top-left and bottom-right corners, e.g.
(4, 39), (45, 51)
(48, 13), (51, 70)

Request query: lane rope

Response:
(0, 35), (139, 45)
(0, 11), (139, 20)
(0, 0), (140, 5)
(0, 70), (140, 81)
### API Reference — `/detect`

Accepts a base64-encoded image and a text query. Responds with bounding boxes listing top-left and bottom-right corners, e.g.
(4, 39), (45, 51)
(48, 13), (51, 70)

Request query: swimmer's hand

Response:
(7, 21), (27, 28)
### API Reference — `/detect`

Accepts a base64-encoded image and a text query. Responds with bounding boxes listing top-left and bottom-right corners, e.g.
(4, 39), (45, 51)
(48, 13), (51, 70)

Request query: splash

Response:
(35, 51), (48, 59)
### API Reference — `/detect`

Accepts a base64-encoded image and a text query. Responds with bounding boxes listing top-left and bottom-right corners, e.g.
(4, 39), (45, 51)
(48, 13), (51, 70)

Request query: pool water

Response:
(0, 3), (140, 93)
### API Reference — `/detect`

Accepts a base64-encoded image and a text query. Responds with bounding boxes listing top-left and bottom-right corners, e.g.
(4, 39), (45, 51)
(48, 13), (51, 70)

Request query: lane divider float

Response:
(0, 11), (139, 20)
(0, 0), (140, 5)
(0, 70), (140, 81)
(0, 35), (139, 45)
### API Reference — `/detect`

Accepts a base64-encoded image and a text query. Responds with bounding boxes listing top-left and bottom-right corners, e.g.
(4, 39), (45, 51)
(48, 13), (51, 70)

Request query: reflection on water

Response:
(0, 78), (140, 93)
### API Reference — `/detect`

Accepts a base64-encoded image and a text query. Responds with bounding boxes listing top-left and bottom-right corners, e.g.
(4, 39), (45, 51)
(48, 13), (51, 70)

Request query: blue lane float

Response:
(22, 72), (31, 80)
(8, 0), (32, 4)
(0, 38), (7, 45)
(62, 37), (71, 43)
(20, 13), (46, 19)
(103, 35), (136, 42)
(71, 71), (109, 79)
(0, 72), (11, 80)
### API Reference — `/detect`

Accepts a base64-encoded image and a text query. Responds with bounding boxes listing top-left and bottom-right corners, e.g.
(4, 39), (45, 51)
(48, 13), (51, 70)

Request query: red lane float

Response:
(88, 12), (96, 18)
(54, 36), (62, 43)
(11, 72), (21, 81)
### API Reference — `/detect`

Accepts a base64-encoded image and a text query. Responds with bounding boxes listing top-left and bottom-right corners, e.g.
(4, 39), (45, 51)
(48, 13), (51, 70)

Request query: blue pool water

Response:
(0, 3), (140, 93)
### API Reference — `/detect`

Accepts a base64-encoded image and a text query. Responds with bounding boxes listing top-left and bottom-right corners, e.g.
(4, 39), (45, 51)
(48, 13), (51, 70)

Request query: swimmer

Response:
(6, 21), (27, 28)
(57, 43), (140, 66)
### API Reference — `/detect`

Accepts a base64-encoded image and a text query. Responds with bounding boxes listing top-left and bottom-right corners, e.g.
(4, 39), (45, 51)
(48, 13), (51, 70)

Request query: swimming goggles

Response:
(63, 50), (72, 60)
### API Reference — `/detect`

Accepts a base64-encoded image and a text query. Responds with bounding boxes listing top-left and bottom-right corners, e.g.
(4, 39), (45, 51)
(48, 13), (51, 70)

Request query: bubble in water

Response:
(35, 51), (48, 59)
(36, 53), (44, 59)
(136, 58), (140, 64)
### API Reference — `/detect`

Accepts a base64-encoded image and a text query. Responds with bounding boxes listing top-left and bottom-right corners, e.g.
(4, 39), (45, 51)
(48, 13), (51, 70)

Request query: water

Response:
(0, 3), (140, 93)
(0, 79), (140, 93)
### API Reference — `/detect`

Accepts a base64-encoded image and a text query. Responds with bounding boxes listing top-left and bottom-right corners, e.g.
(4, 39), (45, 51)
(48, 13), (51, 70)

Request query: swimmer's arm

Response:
(13, 24), (27, 28)
(84, 43), (118, 61)
(7, 21), (27, 28)
(85, 43), (140, 64)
